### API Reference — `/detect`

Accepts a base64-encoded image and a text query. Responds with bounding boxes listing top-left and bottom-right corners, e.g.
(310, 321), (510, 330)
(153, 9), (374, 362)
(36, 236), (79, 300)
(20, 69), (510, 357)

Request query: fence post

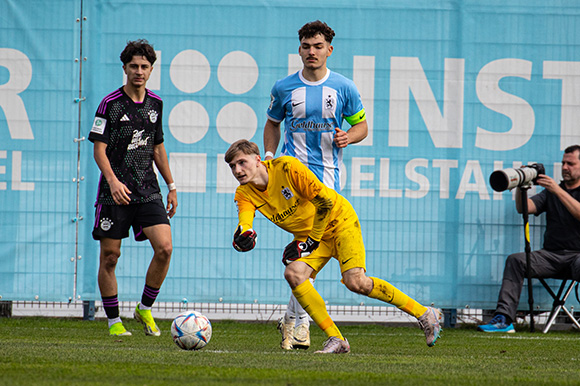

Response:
(0, 301), (13, 318)
(83, 300), (95, 321)
(442, 308), (457, 328)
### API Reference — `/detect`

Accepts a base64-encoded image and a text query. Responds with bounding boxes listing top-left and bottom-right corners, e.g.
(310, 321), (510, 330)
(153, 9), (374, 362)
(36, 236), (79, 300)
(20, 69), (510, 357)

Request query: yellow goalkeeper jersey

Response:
(234, 156), (356, 240)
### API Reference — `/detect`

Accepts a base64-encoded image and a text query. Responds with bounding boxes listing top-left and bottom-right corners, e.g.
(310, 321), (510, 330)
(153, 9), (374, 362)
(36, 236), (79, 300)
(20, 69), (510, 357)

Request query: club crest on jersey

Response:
(148, 110), (158, 123)
(325, 94), (335, 110)
(100, 218), (113, 231)
(281, 187), (294, 200)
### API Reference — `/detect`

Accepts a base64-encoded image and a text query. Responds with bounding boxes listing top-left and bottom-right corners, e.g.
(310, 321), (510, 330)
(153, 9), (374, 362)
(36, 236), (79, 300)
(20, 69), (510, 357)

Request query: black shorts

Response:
(92, 199), (170, 241)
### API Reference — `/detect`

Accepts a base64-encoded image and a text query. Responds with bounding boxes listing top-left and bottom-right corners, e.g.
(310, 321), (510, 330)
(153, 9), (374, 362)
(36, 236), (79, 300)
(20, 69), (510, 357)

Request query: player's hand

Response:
(166, 190), (178, 218)
(334, 127), (349, 148)
(109, 180), (132, 205)
(233, 225), (257, 252)
(282, 237), (320, 265)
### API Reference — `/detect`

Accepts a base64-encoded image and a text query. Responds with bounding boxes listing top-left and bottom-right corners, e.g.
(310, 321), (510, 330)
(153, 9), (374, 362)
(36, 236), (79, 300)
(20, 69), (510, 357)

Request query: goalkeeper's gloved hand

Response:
(282, 236), (320, 266)
(232, 225), (257, 252)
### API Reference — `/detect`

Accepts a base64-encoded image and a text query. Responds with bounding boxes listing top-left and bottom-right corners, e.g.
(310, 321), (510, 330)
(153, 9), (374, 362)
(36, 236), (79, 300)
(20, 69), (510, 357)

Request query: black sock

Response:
(141, 284), (160, 308)
(102, 295), (119, 319)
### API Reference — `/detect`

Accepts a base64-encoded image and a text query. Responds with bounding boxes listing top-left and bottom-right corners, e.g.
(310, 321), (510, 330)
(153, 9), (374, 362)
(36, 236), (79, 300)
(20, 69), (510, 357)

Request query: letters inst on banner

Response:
(1, 46), (579, 198)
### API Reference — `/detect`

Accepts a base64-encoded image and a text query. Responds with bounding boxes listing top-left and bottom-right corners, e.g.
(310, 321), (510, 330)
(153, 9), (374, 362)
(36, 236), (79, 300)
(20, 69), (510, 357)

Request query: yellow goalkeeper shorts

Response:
(299, 219), (366, 275)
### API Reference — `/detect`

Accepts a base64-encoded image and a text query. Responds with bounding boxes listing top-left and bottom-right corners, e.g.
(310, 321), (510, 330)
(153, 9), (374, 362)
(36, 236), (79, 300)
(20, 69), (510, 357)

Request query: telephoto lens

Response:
(489, 163), (545, 192)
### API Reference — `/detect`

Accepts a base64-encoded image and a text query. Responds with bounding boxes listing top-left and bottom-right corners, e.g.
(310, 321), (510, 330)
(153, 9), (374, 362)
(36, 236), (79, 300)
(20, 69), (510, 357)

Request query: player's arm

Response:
(334, 109), (368, 148)
(153, 142), (178, 218)
(282, 191), (332, 265)
(93, 140), (131, 205)
(289, 158), (333, 239)
(309, 190), (334, 241)
(263, 118), (281, 160)
(232, 194), (258, 252)
(282, 162), (334, 265)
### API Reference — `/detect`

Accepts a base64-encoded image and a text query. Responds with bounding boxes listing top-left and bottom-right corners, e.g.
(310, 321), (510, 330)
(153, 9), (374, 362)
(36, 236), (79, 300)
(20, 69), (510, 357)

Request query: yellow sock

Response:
(368, 277), (427, 318)
(292, 280), (344, 340)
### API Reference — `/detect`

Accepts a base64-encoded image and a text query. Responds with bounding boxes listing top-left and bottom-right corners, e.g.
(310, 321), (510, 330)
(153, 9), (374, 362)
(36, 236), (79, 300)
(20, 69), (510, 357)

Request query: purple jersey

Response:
(89, 87), (164, 205)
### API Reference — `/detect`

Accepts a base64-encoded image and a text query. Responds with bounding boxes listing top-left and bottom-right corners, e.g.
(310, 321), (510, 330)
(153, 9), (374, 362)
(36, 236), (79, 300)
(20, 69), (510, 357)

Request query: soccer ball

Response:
(171, 311), (212, 350)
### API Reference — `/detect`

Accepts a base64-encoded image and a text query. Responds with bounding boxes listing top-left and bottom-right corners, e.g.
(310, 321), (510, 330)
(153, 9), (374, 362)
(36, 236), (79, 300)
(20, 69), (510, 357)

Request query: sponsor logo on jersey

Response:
(288, 120), (333, 132)
(148, 110), (158, 123)
(269, 199), (300, 224)
(127, 129), (149, 150)
(90, 117), (106, 135)
(120, 114), (130, 122)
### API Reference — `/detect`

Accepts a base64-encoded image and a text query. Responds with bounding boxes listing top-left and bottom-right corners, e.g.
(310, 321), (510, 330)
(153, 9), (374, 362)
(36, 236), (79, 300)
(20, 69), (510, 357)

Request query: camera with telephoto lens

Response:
(489, 163), (545, 192)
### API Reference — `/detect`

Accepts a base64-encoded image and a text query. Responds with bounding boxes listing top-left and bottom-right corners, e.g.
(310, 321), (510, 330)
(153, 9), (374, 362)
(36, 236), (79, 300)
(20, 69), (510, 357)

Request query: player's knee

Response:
(157, 242), (173, 258)
(100, 250), (120, 270)
(284, 265), (303, 289)
(154, 242), (173, 264)
(284, 268), (297, 286)
(343, 276), (371, 295)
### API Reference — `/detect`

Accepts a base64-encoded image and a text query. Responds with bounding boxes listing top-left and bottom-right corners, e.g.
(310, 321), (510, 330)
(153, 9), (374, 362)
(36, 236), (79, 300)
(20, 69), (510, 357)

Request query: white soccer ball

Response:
(171, 310), (212, 350)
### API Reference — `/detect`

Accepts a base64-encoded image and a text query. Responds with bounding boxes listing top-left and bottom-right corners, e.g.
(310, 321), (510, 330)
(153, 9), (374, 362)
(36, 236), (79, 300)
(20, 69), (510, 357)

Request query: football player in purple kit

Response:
(89, 39), (177, 337)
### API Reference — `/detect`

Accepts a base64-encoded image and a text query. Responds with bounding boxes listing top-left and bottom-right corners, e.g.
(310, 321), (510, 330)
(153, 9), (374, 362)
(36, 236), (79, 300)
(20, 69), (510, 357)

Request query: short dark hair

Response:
(120, 39), (156, 65)
(298, 20), (335, 44)
(565, 145), (580, 159)
(224, 140), (260, 164)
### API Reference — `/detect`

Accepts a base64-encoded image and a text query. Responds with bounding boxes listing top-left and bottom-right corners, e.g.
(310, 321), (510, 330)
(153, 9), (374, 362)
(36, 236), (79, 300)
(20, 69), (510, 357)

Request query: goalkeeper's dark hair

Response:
(565, 145), (580, 159)
(224, 140), (260, 164)
(298, 20), (335, 44)
(120, 39), (157, 65)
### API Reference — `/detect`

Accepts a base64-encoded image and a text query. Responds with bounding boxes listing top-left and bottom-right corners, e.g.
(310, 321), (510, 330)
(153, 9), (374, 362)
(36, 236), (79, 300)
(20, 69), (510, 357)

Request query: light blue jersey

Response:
(267, 69), (365, 192)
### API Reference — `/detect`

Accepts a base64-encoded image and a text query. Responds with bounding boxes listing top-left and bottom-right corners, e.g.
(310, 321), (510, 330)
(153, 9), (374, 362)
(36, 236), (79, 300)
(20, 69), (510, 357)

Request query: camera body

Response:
(489, 163), (545, 192)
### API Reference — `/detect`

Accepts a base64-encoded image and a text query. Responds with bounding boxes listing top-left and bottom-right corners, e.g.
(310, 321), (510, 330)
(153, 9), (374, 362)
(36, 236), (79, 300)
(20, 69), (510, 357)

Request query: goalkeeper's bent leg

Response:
(292, 280), (343, 340)
(368, 277), (427, 318)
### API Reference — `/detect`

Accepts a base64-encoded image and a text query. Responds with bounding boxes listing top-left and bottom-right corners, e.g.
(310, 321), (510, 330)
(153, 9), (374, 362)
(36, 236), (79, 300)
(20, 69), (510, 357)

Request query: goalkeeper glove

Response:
(232, 225), (257, 252)
(282, 236), (320, 266)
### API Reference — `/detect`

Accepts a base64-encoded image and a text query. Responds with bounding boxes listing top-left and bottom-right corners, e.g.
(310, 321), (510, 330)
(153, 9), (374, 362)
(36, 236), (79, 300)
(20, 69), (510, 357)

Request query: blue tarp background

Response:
(1, 0), (579, 310)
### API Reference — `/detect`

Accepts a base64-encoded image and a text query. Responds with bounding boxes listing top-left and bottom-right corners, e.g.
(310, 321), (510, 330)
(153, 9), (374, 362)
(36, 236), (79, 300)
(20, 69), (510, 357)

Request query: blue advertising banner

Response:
(0, 0), (82, 302)
(1, 0), (579, 310)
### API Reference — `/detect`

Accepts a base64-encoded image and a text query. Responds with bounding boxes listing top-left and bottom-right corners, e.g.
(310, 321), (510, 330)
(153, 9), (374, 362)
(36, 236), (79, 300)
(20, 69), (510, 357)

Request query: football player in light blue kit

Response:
(263, 20), (368, 350)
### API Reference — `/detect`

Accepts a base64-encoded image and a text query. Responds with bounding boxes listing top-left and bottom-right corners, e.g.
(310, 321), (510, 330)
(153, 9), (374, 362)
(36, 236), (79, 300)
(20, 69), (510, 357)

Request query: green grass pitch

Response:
(1, 316), (580, 385)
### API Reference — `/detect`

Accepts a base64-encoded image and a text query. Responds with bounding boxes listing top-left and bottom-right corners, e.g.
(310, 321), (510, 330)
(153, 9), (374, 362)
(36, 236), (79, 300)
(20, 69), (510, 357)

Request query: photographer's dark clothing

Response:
(530, 182), (580, 251)
(496, 249), (580, 321)
(495, 184), (580, 321)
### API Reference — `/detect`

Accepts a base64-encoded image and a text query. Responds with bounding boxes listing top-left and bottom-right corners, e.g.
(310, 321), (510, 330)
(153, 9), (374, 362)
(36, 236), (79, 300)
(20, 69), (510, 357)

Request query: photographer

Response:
(479, 145), (580, 333)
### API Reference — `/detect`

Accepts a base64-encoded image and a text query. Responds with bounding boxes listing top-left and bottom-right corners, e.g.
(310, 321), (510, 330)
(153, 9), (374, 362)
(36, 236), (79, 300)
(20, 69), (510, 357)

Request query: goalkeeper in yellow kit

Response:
(225, 140), (441, 353)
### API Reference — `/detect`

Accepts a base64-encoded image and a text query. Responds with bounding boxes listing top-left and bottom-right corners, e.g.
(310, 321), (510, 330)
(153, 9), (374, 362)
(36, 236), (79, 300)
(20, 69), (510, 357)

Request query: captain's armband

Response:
(345, 108), (366, 126)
